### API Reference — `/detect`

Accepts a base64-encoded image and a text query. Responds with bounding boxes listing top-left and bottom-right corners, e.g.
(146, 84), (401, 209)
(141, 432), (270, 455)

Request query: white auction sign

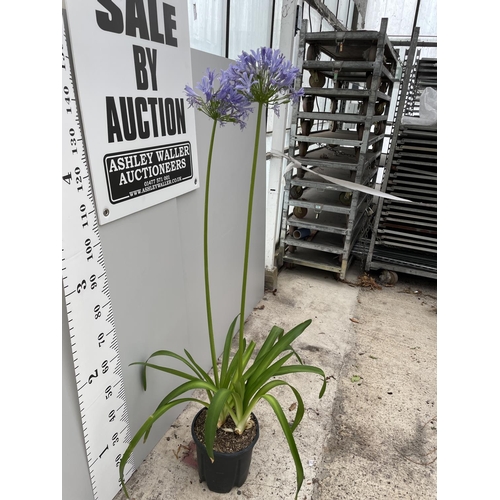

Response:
(65, 0), (199, 225)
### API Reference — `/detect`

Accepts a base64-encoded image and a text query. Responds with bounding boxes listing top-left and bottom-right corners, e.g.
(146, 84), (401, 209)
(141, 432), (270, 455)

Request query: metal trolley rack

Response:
(355, 38), (437, 280)
(279, 18), (398, 280)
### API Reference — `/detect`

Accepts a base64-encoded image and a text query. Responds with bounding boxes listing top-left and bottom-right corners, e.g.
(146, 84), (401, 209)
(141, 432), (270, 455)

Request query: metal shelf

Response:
(295, 129), (386, 148)
(301, 87), (392, 101)
(304, 30), (399, 67)
(294, 147), (381, 171)
(279, 18), (397, 279)
(302, 60), (396, 82)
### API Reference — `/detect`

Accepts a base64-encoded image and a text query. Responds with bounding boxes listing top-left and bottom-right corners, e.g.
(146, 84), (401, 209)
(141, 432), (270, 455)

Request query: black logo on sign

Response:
(103, 142), (192, 204)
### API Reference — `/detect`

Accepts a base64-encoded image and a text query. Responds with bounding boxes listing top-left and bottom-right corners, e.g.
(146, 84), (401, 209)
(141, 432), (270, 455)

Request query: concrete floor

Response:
(113, 262), (437, 500)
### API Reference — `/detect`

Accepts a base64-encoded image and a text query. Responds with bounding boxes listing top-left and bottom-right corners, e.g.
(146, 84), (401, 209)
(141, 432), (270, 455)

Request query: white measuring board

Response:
(62, 14), (135, 500)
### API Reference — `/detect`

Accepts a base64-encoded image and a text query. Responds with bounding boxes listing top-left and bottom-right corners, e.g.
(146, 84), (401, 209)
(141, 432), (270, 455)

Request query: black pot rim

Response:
(191, 407), (260, 458)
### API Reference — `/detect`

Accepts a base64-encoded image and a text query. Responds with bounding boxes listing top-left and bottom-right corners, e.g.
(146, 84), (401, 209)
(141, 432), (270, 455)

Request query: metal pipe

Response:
(293, 228), (311, 239)
(412, 0), (421, 34)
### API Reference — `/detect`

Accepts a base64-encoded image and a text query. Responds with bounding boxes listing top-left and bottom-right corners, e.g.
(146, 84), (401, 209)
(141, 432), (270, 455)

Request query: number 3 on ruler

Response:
(62, 13), (135, 500)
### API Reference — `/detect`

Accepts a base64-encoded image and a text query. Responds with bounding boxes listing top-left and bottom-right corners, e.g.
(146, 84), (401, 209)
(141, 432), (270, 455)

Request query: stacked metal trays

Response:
(379, 124), (437, 255)
(357, 55), (437, 279)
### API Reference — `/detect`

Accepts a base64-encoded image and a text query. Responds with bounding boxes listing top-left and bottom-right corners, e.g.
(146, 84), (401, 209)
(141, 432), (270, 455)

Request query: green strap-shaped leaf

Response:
(154, 379), (217, 412)
(119, 397), (207, 499)
(230, 391), (243, 420)
(236, 380), (289, 429)
(243, 352), (294, 406)
(138, 350), (201, 391)
(284, 384), (305, 433)
(221, 339), (255, 388)
(262, 393), (304, 500)
(285, 344), (304, 365)
(220, 315), (239, 384)
(274, 364), (327, 398)
(130, 362), (199, 383)
(240, 340), (256, 371)
(184, 349), (216, 386)
(142, 379), (216, 442)
(204, 388), (233, 460)
(246, 319), (312, 385)
(221, 343), (243, 388)
(252, 325), (284, 363)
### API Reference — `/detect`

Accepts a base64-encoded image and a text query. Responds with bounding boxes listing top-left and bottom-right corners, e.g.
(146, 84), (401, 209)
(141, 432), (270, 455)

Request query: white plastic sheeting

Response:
(402, 87), (437, 126)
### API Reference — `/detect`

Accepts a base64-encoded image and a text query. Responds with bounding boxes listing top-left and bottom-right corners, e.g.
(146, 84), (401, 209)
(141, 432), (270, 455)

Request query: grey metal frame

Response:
(278, 17), (398, 280)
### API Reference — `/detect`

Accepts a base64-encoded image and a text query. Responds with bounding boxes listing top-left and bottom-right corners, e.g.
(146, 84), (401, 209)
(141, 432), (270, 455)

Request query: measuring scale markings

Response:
(62, 15), (135, 500)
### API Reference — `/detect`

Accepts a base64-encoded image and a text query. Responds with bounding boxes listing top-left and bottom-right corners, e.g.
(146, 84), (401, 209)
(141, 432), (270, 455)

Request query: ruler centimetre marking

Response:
(62, 14), (135, 500)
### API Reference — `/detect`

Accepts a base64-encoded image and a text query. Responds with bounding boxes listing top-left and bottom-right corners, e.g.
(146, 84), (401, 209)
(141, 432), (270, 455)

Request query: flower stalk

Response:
(204, 118), (219, 386)
(184, 69), (252, 388)
(238, 101), (263, 380)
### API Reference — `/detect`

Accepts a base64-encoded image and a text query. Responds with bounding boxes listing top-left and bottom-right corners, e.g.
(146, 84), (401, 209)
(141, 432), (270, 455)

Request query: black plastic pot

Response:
(191, 408), (259, 493)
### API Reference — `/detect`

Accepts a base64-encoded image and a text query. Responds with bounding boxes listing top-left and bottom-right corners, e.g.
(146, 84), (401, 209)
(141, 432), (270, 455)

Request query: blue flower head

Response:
(223, 47), (304, 115)
(184, 68), (253, 129)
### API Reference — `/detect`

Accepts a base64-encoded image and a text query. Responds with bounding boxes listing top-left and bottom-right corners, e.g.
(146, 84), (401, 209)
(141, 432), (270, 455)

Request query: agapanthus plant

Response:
(224, 47), (304, 116)
(184, 68), (252, 128)
(119, 49), (325, 500)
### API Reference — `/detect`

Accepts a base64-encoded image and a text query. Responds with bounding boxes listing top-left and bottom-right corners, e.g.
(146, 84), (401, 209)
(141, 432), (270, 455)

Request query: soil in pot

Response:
(193, 408), (258, 452)
(192, 408), (259, 493)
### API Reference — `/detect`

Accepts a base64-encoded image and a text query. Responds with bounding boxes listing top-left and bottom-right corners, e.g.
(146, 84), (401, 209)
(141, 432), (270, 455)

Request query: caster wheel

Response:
(375, 101), (386, 115)
(379, 270), (398, 285)
(309, 71), (326, 88)
(306, 45), (319, 61)
(303, 96), (315, 112)
(290, 185), (304, 199)
(339, 192), (352, 206)
(293, 206), (308, 218)
(301, 120), (313, 135)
